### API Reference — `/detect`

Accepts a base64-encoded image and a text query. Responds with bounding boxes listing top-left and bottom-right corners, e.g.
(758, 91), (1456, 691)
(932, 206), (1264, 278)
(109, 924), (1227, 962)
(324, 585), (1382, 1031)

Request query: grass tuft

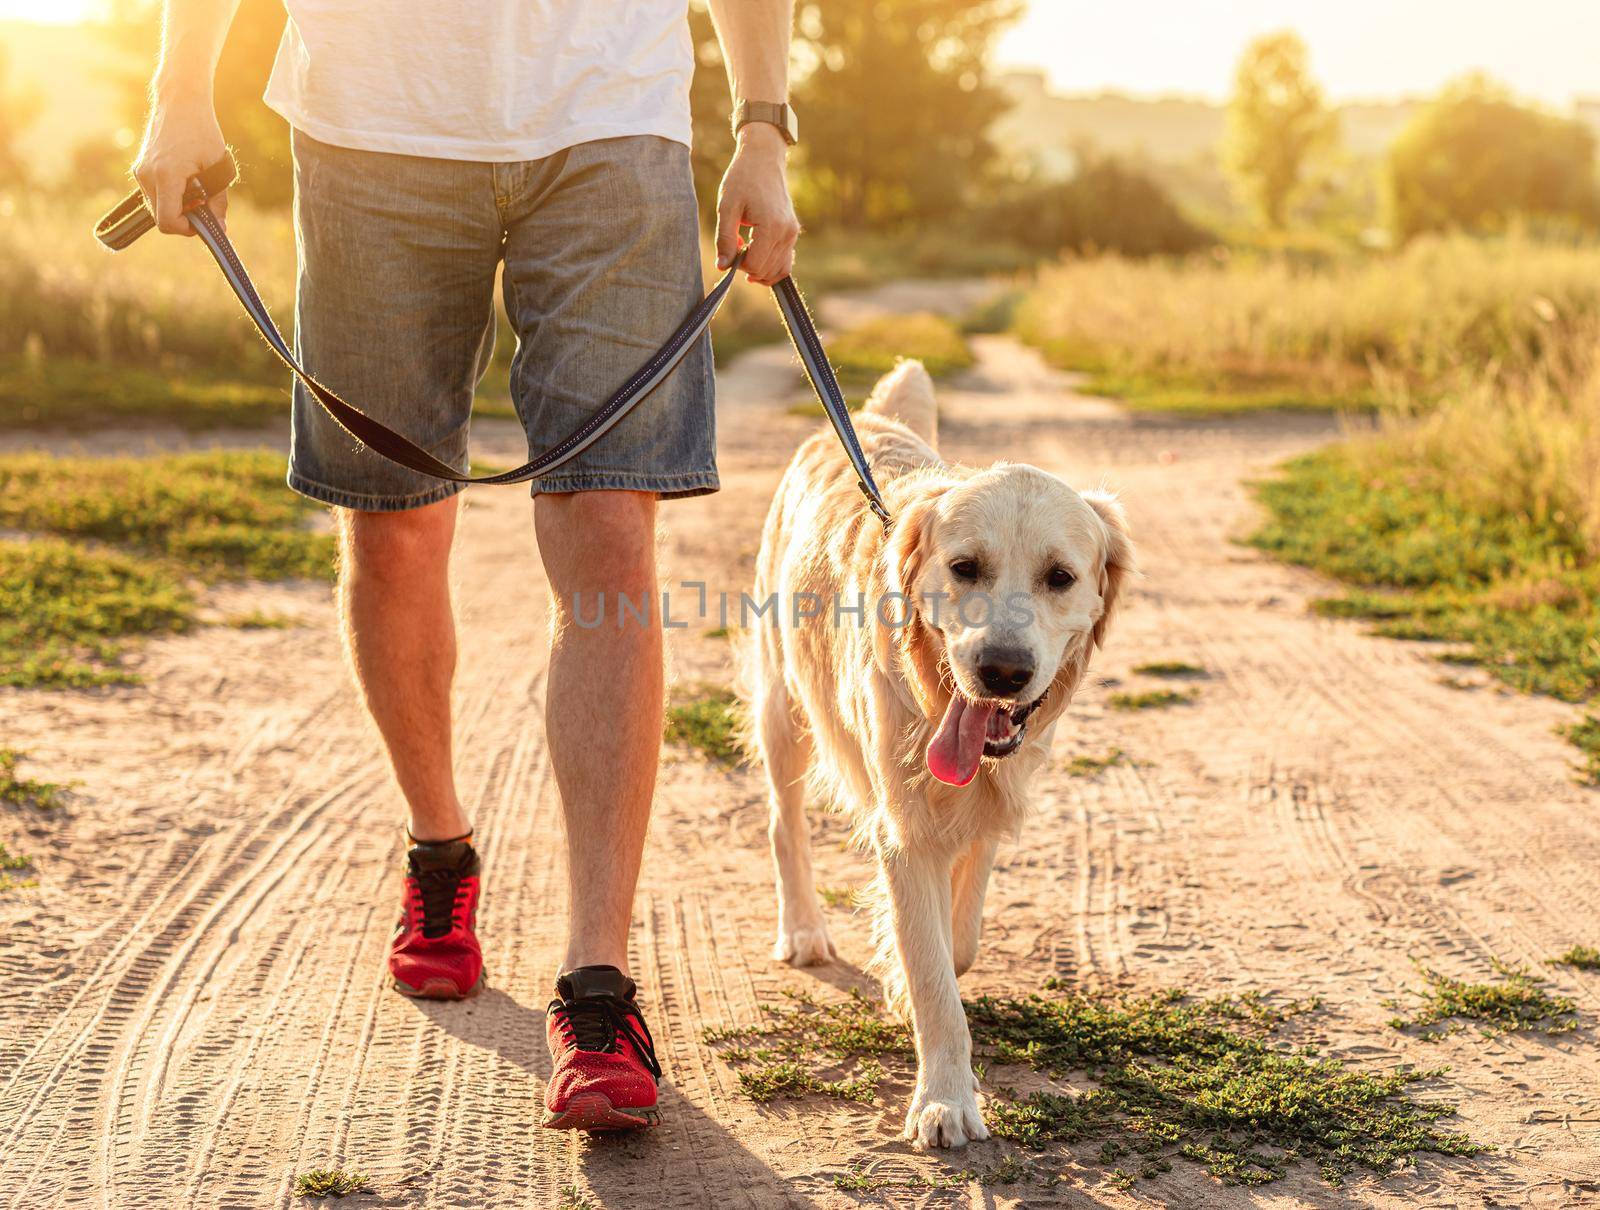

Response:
(708, 984), (1481, 1189)
(0, 750), (66, 810)
(1109, 689), (1197, 711)
(1389, 963), (1578, 1038)
(1550, 945), (1600, 971)
(1063, 748), (1127, 777)
(789, 313), (973, 415)
(1562, 715), (1600, 786)
(1132, 661), (1207, 679)
(663, 687), (744, 766)
(817, 885), (855, 909)
(292, 1169), (371, 1199)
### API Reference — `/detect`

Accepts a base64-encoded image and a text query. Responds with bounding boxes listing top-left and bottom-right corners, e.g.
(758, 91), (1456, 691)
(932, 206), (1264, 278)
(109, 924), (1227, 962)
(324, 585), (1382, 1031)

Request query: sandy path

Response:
(3, 288), (1599, 1209)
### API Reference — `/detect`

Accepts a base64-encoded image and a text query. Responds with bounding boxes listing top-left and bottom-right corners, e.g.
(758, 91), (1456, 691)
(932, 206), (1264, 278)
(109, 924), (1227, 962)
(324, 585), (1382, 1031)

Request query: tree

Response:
(1385, 74), (1599, 241)
(1221, 31), (1334, 229)
(109, 0), (294, 205)
(791, 0), (1021, 229)
(0, 45), (42, 188)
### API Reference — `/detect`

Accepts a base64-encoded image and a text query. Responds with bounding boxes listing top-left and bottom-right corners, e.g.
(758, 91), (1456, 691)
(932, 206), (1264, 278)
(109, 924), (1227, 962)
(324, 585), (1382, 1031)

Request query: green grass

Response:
(0, 538), (194, 687)
(1388, 964), (1578, 1039)
(706, 985), (1482, 1189)
(788, 312), (974, 416)
(1551, 945), (1600, 971)
(1109, 688), (1197, 711)
(0, 451), (334, 582)
(226, 610), (295, 630)
(0, 750), (66, 810)
(663, 687), (743, 765)
(1063, 748), (1127, 777)
(1066, 359), (1379, 415)
(1562, 715), (1600, 785)
(1133, 661), (1207, 679)
(0, 842), (31, 871)
(0, 451), (333, 688)
(0, 357), (287, 431)
(292, 1169), (371, 1199)
(817, 885), (855, 909)
(1251, 447), (1598, 768)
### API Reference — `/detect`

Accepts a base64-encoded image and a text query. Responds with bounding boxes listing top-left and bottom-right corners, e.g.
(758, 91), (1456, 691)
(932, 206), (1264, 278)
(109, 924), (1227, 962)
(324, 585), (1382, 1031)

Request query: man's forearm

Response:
(151, 0), (243, 101)
(706, 0), (792, 107)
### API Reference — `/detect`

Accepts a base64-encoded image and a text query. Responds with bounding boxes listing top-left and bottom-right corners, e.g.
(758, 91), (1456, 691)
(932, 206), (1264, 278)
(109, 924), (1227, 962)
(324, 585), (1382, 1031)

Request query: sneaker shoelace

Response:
(411, 866), (469, 939)
(551, 995), (663, 1080)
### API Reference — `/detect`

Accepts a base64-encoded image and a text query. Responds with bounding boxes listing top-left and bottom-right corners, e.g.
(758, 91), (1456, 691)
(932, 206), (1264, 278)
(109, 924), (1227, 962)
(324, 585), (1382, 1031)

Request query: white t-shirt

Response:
(264, 1), (694, 162)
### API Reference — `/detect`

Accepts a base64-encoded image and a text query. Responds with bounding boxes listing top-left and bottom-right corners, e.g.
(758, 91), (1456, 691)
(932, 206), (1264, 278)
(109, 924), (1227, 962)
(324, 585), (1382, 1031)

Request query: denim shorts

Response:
(287, 130), (717, 510)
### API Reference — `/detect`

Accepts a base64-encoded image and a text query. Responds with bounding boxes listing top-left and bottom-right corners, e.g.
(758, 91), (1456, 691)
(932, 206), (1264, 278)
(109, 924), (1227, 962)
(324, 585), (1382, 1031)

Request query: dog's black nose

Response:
(977, 649), (1035, 696)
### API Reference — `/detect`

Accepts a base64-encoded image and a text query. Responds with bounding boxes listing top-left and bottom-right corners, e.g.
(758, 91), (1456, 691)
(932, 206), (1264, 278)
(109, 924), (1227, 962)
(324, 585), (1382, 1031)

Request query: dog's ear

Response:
(1082, 490), (1135, 650)
(876, 494), (945, 719)
(884, 494), (937, 602)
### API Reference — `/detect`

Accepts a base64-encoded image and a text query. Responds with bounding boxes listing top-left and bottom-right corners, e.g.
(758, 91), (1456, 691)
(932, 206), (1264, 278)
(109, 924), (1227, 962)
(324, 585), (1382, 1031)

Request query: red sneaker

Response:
(542, 965), (663, 1131)
(388, 837), (484, 1000)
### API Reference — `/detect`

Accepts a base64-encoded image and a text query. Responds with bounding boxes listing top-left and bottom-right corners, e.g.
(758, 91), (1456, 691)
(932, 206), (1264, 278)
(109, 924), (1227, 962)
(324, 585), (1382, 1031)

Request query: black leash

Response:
(94, 153), (892, 526)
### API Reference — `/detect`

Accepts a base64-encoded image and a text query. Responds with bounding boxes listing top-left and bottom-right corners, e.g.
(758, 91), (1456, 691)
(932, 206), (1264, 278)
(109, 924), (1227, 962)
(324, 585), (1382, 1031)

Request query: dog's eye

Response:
(1046, 566), (1076, 590)
(949, 559), (980, 582)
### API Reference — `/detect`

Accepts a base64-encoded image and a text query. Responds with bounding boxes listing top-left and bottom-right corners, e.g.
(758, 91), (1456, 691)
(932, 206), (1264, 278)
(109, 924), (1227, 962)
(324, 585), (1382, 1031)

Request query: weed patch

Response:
(818, 885), (855, 909)
(0, 357), (286, 431)
(0, 750), (66, 810)
(789, 312), (973, 416)
(0, 841), (35, 892)
(1133, 661), (1207, 679)
(707, 985), (1481, 1189)
(1110, 689), (1197, 711)
(1252, 447), (1598, 771)
(1562, 715), (1600, 785)
(664, 687), (743, 765)
(0, 538), (193, 687)
(1551, 945), (1600, 971)
(0, 451), (334, 582)
(1389, 964), (1578, 1038)
(1063, 748), (1127, 777)
(292, 1169), (371, 1199)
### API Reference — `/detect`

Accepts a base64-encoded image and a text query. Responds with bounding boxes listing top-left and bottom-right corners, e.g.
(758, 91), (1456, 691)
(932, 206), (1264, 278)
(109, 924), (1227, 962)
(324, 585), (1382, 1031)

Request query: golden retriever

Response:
(742, 360), (1133, 1149)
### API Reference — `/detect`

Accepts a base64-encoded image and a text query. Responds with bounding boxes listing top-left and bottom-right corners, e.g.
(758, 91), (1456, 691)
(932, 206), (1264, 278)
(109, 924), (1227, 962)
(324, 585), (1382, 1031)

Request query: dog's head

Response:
(885, 464), (1134, 786)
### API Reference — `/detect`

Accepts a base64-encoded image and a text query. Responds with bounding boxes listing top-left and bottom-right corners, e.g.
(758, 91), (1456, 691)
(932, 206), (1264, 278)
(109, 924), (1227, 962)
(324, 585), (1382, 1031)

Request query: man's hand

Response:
(133, 85), (230, 237)
(715, 123), (800, 286)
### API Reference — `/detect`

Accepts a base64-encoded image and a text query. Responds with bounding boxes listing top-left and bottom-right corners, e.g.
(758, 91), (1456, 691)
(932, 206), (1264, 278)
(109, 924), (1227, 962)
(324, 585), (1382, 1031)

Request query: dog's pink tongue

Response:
(926, 695), (998, 786)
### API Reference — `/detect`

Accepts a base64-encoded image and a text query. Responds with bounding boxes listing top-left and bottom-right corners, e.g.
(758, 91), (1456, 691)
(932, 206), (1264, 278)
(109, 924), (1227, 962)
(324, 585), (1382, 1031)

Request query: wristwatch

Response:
(733, 100), (799, 146)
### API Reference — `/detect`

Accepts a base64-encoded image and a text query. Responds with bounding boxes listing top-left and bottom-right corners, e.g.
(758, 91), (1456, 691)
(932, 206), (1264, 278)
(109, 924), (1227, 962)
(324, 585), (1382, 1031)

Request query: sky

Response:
(992, 0), (1600, 107)
(2, 0), (1596, 108)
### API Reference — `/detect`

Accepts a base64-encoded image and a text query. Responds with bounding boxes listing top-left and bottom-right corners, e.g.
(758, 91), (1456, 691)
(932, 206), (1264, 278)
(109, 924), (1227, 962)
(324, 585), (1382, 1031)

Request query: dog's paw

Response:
(772, 922), (836, 967)
(902, 1086), (987, 1150)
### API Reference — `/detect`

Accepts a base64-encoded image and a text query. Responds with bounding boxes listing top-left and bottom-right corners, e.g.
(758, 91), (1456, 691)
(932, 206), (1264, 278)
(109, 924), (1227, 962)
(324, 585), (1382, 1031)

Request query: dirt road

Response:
(3, 288), (1599, 1208)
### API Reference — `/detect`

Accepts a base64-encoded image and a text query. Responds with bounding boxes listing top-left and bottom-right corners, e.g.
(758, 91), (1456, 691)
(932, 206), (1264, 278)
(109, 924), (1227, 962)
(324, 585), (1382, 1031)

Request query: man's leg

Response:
(534, 490), (662, 975)
(337, 497), (470, 843)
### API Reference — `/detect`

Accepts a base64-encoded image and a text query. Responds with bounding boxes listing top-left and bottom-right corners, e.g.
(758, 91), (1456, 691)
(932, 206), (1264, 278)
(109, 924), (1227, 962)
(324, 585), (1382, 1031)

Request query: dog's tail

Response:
(862, 359), (937, 446)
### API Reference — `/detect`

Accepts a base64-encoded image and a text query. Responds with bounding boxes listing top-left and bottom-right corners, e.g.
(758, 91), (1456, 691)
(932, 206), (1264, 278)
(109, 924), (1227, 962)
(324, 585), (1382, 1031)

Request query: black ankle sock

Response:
(407, 829), (474, 847)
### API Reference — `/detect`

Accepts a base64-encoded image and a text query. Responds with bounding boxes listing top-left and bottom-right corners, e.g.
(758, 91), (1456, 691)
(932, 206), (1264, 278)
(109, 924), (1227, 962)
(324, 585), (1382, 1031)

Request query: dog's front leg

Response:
(880, 844), (987, 1149)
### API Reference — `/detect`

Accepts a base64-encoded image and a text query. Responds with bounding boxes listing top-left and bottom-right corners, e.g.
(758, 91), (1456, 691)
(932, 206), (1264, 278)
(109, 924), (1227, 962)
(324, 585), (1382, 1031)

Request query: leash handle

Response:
(92, 156), (893, 521)
(94, 153), (239, 251)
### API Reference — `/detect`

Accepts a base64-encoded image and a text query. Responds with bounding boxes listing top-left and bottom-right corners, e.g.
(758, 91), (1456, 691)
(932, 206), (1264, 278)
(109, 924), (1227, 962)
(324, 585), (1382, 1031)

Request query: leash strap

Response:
(94, 159), (893, 519)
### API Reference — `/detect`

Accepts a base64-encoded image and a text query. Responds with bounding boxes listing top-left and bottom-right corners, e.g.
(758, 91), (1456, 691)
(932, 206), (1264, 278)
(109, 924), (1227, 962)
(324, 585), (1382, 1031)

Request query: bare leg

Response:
(338, 497), (470, 843)
(535, 491), (662, 976)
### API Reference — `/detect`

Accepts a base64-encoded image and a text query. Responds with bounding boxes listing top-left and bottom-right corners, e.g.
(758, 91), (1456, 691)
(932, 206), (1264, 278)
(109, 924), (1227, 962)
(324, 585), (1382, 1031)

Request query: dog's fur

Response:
(743, 360), (1134, 1148)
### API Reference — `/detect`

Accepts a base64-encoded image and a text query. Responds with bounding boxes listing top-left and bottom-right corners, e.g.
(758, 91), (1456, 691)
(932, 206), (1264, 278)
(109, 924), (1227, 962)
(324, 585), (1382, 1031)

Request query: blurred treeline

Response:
(15, 0), (1210, 262)
(2, 6), (1598, 257)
